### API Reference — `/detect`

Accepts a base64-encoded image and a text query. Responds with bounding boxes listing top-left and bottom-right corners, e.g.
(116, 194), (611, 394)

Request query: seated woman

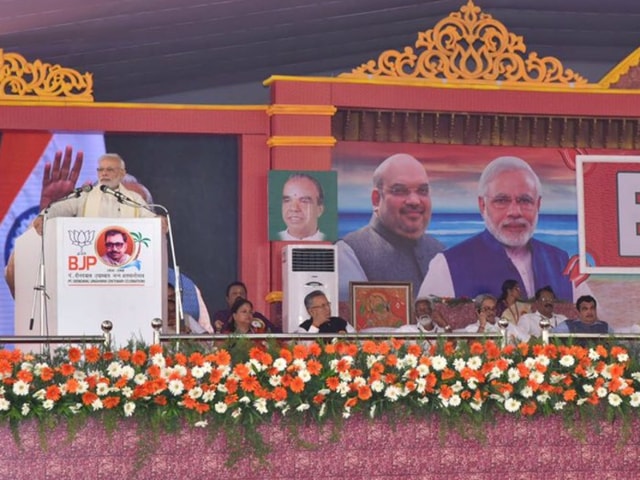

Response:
(496, 279), (530, 326)
(222, 297), (272, 334)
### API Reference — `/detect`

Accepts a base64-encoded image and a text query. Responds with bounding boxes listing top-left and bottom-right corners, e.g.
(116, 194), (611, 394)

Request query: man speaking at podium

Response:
(32, 152), (155, 234)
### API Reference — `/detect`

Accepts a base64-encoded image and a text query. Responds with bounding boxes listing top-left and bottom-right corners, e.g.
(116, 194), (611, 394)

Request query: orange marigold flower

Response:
(385, 373), (397, 384)
(189, 351), (205, 366)
(233, 363), (251, 380)
(439, 384), (453, 399)
(115, 377), (128, 389)
(118, 349), (131, 362)
(345, 397), (358, 408)
(289, 376), (305, 393)
(307, 360), (322, 375)
(468, 342), (485, 355)
(362, 341), (378, 355)
(563, 389), (577, 402)
(82, 391), (98, 406)
(292, 344), (309, 360)
(308, 343), (322, 357)
(461, 390), (471, 400)
(358, 385), (372, 401)
(131, 350), (147, 367)
(323, 344), (336, 355)
(103, 396), (120, 409)
(312, 393), (325, 404)
(16, 369), (33, 383)
(241, 376), (259, 393)
(66, 378), (80, 393)
(407, 343), (422, 357)
(225, 378), (238, 394)
(518, 343), (530, 356)
(272, 387), (288, 402)
(59, 363), (76, 377)
(443, 342), (456, 356)
(378, 342), (391, 355)
(385, 354), (398, 367)
(174, 352), (187, 366)
(154, 395), (167, 406)
(441, 368), (456, 381)
(391, 338), (404, 350)
(224, 394), (239, 406)
(68, 347), (82, 363)
(149, 344), (163, 356)
(84, 347), (101, 363)
(102, 351), (114, 361)
(595, 345), (608, 359)
(521, 402), (537, 416)
(326, 377), (340, 391)
(40, 366), (55, 382)
(46, 385), (61, 401)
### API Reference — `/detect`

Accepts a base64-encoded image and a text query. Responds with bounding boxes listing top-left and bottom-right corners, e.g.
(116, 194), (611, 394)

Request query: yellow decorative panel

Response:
(0, 49), (93, 101)
(341, 0), (588, 87)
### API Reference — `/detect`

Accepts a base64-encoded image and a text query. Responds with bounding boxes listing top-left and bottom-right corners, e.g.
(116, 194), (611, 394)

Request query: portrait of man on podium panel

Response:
(98, 228), (133, 267)
(268, 170), (338, 242)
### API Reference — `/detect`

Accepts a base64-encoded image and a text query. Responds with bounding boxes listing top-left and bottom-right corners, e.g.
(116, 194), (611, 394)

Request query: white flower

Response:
(20, 362), (33, 372)
(12, 380), (29, 396)
(342, 407), (351, 419)
(42, 399), (54, 411)
(617, 353), (629, 363)
(524, 358), (536, 369)
(504, 398), (521, 413)
(96, 383), (110, 396)
(254, 398), (268, 414)
(467, 356), (482, 371)
(21, 403), (30, 416)
(553, 401), (566, 411)
(91, 399), (103, 411)
(416, 364), (430, 376)
(597, 387), (608, 398)
(336, 382), (350, 396)
(194, 420), (208, 428)
(73, 370), (87, 381)
(559, 355), (575, 367)
(69, 403), (83, 414)
(418, 397), (429, 405)
(401, 354), (418, 369)
(352, 376), (366, 388)
(319, 403), (326, 418)
(120, 366), (135, 380)
(231, 408), (242, 419)
(292, 359), (307, 370)
(249, 358), (266, 372)
(470, 401), (483, 411)
(134, 373), (148, 385)
(0, 398), (11, 411)
(632, 372), (640, 382)
(191, 366), (205, 379)
(451, 381), (463, 393)
(298, 370), (311, 383)
(171, 365), (188, 378)
(33, 389), (46, 401)
(124, 402), (136, 417)
(273, 358), (288, 372)
(507, 368), (521, 384)
(217, 384), (228, 394)
(202, 391), (215, 403)
(467, 379), (478, 391)
(529, 371), (545, 385)
(239, 396), (251, 404)
(106, 362), (122, 378)
(296, 403), (310, 412)
(536, 355), (550, 367)
(431, 356), (447, 371)
(168, 379), (185, 396)
(588, 349), (600, 361)
(536, 393), (550, 403)
(384, 385), (401, 402)
(188, 387), (203, 400)
(608, 393), (622, 407)
(582, 384), (594, 393)
(629, 392), (640, 408)
(214, 402), (228, 414)
(151, 353), (166, 367)
(76, 380), (89, 394)
(121, 387), (133, 398)
(269, 375), (282, 387)
(520, 386), (533, 398)
(453, 358), (466, 372)
(371, 380), (385, 393)
(449, 395), (461, 407)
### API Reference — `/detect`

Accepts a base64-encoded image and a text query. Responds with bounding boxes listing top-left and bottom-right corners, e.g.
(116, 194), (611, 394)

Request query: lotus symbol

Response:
(68, 229), (95, 255)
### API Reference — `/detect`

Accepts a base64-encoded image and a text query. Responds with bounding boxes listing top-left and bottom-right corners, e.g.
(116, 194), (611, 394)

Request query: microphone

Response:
(100, 184), (129, 203)
(46, 184), (92, 208)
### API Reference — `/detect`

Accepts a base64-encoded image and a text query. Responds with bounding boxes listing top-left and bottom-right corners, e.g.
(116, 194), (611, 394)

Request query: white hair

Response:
(478, 156), (541, 197)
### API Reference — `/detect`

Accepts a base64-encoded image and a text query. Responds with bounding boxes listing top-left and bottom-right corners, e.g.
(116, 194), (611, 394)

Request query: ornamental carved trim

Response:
(341, 0), (588, 86)
(0, 49), (93, 101)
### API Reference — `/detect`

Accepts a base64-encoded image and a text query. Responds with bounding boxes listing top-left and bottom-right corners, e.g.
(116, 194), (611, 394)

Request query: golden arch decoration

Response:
(342, 0), (588, 87)
(0, 49), (93, 101)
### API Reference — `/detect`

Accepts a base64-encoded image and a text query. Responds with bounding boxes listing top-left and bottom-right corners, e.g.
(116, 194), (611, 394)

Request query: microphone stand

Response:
(119, 197), (184, 335)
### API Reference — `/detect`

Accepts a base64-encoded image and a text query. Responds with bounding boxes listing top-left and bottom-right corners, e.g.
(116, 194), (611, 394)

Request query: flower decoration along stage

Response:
(0, 339), (639, 464)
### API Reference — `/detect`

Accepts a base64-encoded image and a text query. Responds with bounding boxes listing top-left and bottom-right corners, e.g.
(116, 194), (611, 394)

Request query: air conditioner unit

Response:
(282, 244), (338, 332)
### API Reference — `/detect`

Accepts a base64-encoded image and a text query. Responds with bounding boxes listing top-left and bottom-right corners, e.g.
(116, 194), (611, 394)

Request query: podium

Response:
(14, 217), (166, 347)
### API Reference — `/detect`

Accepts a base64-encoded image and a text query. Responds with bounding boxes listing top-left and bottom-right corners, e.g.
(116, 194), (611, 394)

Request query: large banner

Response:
(333, 142), (640, 331)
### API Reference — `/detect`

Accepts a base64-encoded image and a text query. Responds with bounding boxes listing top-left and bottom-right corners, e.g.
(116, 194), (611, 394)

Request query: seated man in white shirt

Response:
(517, 286), (567, 342)
(461, 293), (525, 343)
(296, 290), (354, 333)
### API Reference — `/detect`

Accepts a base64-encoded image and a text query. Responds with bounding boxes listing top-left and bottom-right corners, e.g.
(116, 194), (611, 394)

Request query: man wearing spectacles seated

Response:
(296, 290), (354, 334)
(418, 156), (591, 304)
(462, 294), (525, 343)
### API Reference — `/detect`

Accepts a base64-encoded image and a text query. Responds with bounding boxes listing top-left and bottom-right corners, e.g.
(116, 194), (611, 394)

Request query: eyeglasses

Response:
(97, 167), (120, 174)
(486, 194), (537, 211)
(382, 184), (430, 198)
(481, 306), (496, 312)
(309, 302), (331, 310)
(105, 242), (124, 248)
(539, 297), (555, 303)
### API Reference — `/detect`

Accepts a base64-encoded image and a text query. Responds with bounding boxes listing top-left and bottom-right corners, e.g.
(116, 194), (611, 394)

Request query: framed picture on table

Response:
(350, 282), (412, 331)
